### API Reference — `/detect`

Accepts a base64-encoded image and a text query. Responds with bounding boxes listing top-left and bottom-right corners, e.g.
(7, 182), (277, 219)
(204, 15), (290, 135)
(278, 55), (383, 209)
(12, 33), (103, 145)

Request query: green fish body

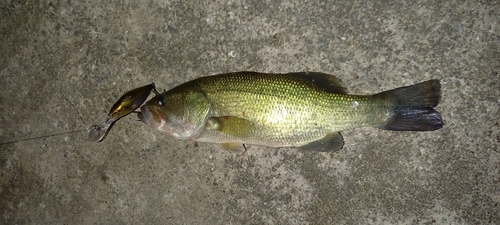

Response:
(138, 72), (442, 153)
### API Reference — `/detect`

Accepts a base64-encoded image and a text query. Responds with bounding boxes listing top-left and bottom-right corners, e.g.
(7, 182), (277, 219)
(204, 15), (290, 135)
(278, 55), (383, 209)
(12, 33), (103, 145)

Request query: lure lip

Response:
(86, 116), (116, 142)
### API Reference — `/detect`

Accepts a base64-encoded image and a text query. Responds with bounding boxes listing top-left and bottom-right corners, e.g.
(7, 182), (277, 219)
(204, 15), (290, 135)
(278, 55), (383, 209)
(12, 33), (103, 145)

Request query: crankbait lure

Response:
(87, 83), (158, 142)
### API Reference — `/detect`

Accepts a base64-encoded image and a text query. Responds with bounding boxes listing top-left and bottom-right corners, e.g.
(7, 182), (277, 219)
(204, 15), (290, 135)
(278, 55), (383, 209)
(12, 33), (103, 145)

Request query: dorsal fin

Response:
(290, 72), (347, 94)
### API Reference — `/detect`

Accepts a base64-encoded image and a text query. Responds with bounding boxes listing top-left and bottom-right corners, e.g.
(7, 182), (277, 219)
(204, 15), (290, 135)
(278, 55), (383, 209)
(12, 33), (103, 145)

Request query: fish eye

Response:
(157, 96), (165, 106)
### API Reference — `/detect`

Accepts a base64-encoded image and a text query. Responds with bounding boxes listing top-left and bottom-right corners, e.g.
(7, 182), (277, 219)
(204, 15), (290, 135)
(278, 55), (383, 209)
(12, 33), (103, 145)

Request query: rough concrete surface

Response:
(1, 0), (499, 224)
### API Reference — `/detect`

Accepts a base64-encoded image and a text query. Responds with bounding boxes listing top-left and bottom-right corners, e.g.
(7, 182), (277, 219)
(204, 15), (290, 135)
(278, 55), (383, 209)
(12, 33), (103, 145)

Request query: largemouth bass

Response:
(138, 72), (442, 153)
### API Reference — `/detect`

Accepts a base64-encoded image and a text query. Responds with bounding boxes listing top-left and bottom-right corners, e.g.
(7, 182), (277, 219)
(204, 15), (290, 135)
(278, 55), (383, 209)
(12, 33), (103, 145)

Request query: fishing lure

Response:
(87, 83), (158, 142)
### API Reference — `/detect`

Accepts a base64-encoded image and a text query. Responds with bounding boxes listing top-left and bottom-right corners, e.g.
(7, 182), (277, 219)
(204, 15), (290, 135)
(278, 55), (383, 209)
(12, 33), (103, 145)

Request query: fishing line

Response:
(0, 129), (85, 145)
(2, 83), (156, 145)
(1, 90), (90, 146)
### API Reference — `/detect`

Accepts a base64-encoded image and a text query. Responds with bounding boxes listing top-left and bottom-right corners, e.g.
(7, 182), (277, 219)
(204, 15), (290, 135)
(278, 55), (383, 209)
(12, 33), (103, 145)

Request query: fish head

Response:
(138, 89), (211, 140)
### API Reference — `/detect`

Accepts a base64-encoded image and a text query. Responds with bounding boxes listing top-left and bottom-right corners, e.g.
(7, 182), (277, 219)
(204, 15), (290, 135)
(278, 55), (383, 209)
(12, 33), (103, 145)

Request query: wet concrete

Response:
(1, 0), (499, 224)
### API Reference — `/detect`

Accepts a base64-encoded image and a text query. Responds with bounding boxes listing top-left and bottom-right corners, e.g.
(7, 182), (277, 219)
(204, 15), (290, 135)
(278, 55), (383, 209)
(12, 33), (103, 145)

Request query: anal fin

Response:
(299, 132), (344, 152)
(220, 142), (247, 155)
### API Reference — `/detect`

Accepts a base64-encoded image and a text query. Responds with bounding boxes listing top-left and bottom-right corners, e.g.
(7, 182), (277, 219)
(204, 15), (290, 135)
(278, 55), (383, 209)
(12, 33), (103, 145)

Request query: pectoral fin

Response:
(300, 132), (344, 152)
(206, 116), (254, 137)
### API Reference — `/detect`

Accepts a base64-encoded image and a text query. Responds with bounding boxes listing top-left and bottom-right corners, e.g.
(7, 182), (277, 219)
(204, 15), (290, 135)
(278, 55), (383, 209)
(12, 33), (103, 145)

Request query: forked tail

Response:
(375, 80), (443, 131)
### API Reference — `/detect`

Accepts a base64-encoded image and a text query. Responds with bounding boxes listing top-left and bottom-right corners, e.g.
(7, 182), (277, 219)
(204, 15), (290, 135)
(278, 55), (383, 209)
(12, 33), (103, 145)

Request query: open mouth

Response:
(137, 105), (166, 131)
(137, 105), (149, 124)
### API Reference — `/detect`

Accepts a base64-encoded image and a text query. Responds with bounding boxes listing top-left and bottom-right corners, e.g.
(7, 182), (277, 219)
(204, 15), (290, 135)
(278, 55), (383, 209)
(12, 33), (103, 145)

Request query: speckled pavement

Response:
(1, 1), (499, 224)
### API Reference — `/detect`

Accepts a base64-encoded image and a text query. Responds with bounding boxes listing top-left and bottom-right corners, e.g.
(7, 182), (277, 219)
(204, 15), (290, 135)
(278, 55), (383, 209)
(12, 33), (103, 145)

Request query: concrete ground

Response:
(1, 0), (499, 224)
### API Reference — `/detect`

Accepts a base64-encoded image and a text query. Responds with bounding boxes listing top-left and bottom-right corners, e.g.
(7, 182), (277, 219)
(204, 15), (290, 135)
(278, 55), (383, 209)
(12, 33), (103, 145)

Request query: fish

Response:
(137, 72), (443, 153)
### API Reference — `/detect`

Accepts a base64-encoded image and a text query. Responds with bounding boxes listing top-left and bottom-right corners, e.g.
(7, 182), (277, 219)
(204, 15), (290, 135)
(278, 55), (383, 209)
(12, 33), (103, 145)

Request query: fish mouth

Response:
(137, 105), (164, 131)
(137, 105), (150, 124)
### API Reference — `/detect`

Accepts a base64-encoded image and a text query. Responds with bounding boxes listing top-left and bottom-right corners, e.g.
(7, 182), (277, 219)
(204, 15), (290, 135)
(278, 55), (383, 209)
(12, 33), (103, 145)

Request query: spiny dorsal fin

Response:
(290, 72), (347, 94)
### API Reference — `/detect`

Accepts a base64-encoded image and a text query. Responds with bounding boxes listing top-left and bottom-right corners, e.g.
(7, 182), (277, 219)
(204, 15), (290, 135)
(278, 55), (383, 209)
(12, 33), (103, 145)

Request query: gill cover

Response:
(140, 87), (211, 140)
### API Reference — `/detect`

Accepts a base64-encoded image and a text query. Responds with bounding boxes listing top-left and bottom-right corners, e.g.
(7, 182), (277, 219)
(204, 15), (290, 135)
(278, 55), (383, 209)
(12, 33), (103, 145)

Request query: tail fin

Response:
(374, 80), (443, 131)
